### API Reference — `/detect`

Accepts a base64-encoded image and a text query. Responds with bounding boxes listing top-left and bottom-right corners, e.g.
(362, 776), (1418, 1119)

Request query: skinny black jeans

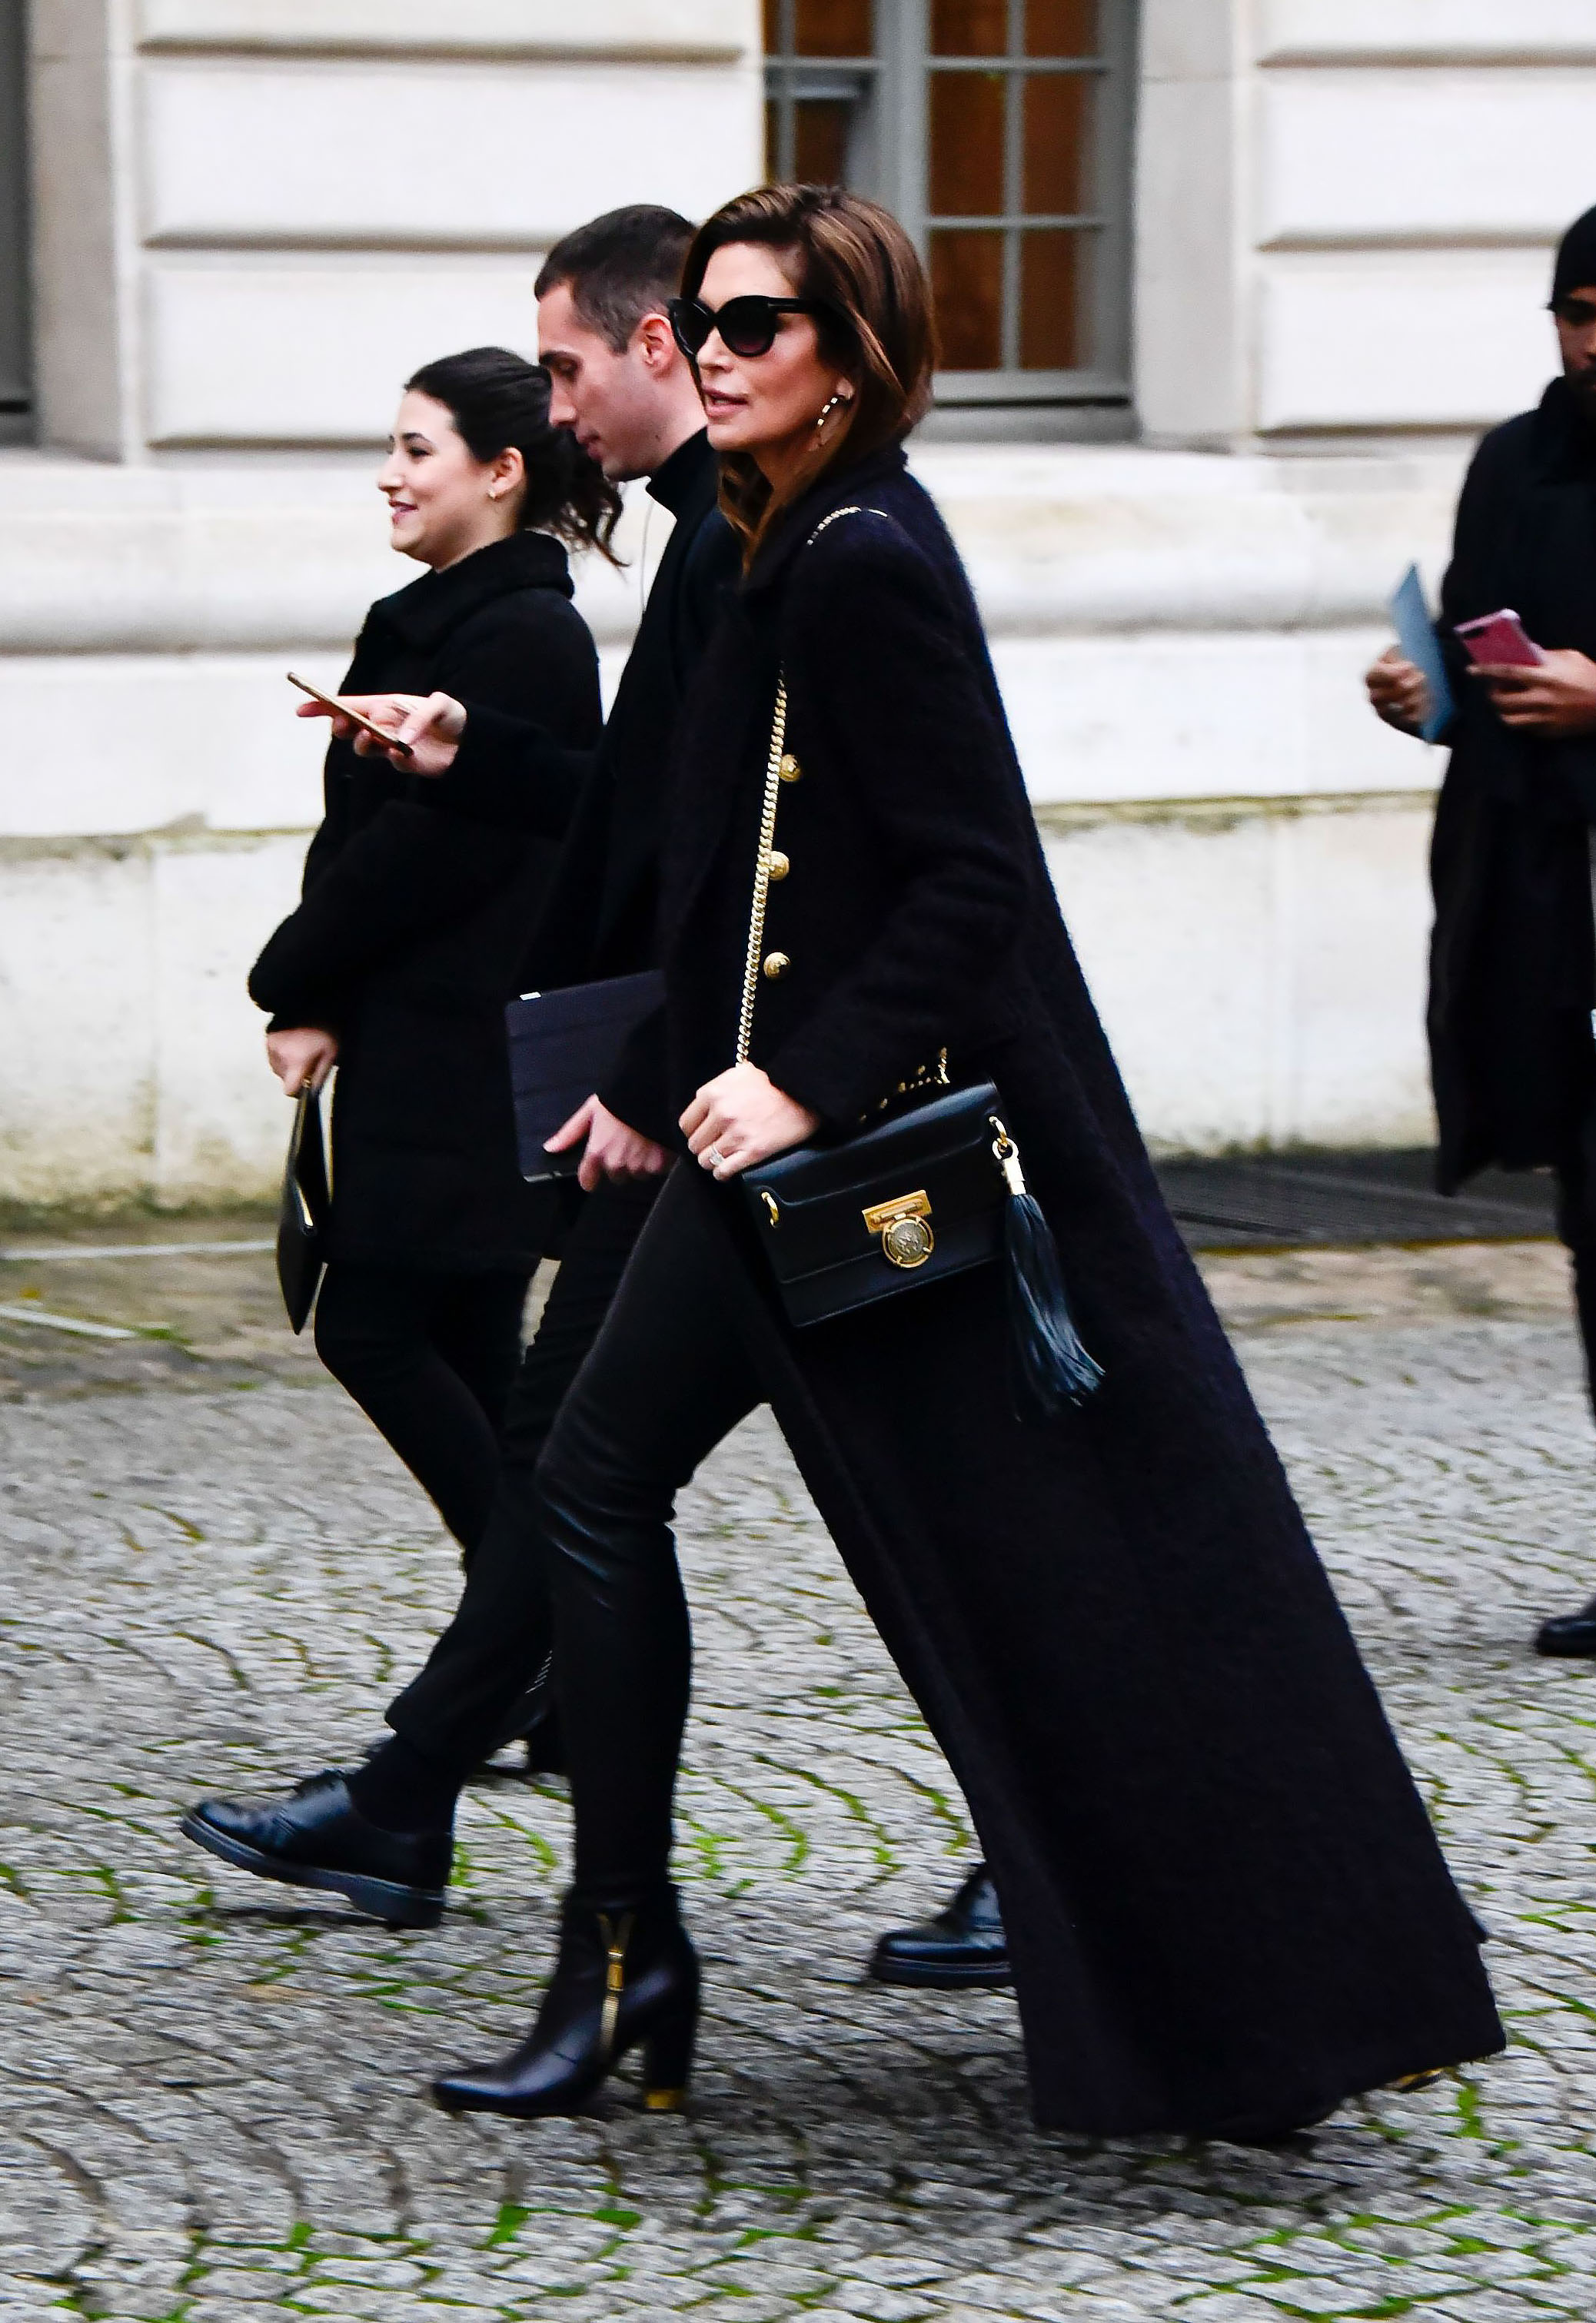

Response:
(313, 1261), (530, 1558)
(537, 1166), (763, 1899)
(385, 1176), (663, 1773)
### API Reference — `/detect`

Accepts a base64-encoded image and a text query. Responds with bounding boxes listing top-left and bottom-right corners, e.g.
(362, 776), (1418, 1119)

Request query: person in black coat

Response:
(248, 348), (614, 1559)
(1368, 205), (1596, 1657)
(431, 186), (1505, 2137)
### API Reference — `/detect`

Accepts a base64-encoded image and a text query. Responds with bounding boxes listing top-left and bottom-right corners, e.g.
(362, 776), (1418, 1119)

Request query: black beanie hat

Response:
(1551, 204), (1596, 308)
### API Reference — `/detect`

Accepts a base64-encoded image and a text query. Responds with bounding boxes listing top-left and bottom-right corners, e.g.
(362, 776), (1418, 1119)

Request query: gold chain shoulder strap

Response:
(734, 507), (873, 1064)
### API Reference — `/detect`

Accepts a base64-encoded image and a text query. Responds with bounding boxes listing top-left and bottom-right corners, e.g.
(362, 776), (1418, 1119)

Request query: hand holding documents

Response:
(504, 971), (665, 1183)
(1388, 566), (1455, 743)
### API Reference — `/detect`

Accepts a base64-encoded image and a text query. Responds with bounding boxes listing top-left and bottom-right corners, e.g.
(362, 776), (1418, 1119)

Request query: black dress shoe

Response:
(869, 1862), (1011, 1989)
(434, 1886), (699, 2119)
(180, 1770), (450, 1929)
(1534, 1600), (1596, 1657)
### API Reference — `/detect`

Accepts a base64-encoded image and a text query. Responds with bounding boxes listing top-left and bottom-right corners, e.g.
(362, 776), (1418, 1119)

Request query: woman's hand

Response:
(1365, 647), (1431, 736)
(1471, 650), (1596, 736)
(266, 1026), (337, 1097)
(681, 1064), (820, 1180)
(546, 1095), (670, 1195)
(296, 690), (467, 775)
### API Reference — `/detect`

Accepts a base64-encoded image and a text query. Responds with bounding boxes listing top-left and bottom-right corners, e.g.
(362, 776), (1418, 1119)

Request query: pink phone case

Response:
(1454, 609), (1544, 669)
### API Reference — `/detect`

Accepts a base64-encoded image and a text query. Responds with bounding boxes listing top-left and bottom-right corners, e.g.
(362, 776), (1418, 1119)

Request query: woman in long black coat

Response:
(434, 194), (1504, 2139)
(249, 349), (613, 1559)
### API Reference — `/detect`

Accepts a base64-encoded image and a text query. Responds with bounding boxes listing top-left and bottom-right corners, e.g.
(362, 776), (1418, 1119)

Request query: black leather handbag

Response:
(742, 1078), (1010, 1325)
(276, 1085), (329, 1334)
(731, 600), (1102, 1417)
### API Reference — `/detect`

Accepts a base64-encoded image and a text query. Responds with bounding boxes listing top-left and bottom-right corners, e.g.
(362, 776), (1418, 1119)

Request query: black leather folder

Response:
(505, 970), (665, 1181)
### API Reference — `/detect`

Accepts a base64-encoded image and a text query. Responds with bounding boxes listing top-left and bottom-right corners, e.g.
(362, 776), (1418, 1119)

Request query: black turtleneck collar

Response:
(647, 426), (716, 518)
(366, 530), (574, 653)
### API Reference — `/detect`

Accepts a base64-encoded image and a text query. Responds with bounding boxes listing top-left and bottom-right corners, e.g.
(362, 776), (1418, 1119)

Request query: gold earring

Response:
(815, 390), (851, 434)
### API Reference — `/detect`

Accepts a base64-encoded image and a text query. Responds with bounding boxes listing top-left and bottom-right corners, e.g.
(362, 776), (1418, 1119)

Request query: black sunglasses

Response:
(668, 294), (829, 361)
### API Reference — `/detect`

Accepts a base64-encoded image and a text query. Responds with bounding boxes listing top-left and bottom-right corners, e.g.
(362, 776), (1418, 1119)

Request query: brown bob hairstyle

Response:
(679, 183), (936, 564)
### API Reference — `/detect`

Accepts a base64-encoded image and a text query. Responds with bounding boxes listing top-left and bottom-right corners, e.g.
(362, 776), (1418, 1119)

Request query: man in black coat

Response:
(1368, 203), (1596, 1655)
(182, 206), (727, 1925)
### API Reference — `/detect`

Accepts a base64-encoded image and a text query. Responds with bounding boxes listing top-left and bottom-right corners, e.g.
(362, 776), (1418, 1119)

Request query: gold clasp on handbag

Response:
(862, 1188), (934, 1269)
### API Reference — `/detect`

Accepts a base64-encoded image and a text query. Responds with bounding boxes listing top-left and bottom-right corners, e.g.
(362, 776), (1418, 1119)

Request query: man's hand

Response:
(545, 1094), (670, 1195)
(266, 1026), (337, 1097)
(681, 1063), (820, 1180)
(295, 690), (467, 776)
(1471, 650), (1596, 737)
(1365, 647), (1431, 736)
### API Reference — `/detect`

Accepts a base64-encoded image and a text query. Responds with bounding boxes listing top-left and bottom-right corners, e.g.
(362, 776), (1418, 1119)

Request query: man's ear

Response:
(634, 311), (680, 374)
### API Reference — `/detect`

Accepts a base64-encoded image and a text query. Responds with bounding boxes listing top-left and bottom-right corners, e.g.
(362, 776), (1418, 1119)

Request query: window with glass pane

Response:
(763, 0), (1132, 410)
(0, 0), (28, 442)
(763, 1), (880, 195)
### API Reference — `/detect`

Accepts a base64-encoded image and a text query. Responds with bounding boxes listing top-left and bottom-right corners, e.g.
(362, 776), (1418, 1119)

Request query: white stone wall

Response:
(1138, 0), (1595, 443)
(2, 2), (1589, 1201)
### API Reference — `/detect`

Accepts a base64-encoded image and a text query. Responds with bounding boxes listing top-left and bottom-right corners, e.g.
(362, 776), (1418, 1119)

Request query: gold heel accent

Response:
(596, 1911), (634, 2066)
(643, 2086), (686, 2112)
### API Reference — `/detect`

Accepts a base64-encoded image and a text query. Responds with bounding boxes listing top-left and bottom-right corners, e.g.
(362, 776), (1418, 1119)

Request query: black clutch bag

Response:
(505, 970), (665, 1181)
(741, 1080), (1007, 1324)
(276, 1085), (329, 1334)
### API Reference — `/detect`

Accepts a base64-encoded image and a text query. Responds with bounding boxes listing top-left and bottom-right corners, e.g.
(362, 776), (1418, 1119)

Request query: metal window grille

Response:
(0, 0), (29, 442)
(763, 0), (1133, 408)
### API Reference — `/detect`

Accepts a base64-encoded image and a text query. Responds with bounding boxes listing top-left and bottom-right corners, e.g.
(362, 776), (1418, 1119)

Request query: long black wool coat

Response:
(656, 444), (1504, 2135)
(249, 530), (602, 1271)
(1429, 374), (1596, 1197)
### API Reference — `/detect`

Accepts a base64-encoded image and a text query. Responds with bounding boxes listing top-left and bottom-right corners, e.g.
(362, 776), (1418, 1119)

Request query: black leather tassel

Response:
(1003, 1186), (1103, 1421)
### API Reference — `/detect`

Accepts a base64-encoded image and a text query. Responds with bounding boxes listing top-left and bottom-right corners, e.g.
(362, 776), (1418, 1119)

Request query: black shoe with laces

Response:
(434, 1886), (699, 2119)
(179, 1770), (450, 1928)
(868, 1862), (1012, 1989)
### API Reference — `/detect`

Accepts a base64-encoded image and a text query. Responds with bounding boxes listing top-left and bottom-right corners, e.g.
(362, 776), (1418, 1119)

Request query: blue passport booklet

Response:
(1388, 563), (1455, 744)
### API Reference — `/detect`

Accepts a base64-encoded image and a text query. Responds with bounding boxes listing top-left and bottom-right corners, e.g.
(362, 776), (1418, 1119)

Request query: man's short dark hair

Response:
(535, 205), (697, 353)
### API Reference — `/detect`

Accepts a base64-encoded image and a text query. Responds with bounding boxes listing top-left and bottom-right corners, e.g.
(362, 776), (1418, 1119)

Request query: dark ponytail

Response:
(405, 345), (624, 565)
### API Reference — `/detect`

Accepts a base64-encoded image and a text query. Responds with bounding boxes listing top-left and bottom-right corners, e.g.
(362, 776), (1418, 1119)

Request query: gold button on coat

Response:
(762, 952), (791, 980)
(767, 849), (790, 880)
(778, 753), (801, 783)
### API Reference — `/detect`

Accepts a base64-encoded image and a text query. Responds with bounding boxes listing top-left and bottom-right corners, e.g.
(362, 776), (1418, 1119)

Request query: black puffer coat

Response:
(1428, 374), (1596, 1194)
(249, 531), (601, 1270)
(657, 445), (1504, 2135)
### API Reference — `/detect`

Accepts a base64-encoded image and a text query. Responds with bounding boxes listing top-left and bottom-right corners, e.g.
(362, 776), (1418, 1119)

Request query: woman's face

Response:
(377, 389), (520, 569)
(693, 241), (850, 487)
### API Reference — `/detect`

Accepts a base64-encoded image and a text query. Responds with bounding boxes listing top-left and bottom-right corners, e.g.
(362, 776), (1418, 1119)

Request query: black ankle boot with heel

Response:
(433, 1886), (699, 2119)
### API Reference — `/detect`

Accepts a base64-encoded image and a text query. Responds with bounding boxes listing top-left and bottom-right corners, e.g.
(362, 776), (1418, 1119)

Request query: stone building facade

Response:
(1, 0), (1592, 1202)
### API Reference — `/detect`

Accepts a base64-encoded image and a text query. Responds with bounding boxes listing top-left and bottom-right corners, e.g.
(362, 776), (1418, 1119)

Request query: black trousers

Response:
(537, 1167), (765, 1899)
(313, 1261), (530, 1558)
(384, 1177), (663, 1773)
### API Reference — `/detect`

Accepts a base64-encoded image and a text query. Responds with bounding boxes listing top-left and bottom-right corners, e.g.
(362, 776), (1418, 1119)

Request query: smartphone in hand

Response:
(287, 671), (414, 759)
(1454, 610), (1545, 670)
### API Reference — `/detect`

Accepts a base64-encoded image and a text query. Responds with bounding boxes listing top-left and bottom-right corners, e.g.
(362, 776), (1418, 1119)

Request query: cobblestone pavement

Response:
(3, 1229), (1596, 2320)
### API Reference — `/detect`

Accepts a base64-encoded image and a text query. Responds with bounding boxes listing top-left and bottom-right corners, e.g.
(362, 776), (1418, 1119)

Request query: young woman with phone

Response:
(430, 187), (1502, 2137)
(247, 347), (617, 1569)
